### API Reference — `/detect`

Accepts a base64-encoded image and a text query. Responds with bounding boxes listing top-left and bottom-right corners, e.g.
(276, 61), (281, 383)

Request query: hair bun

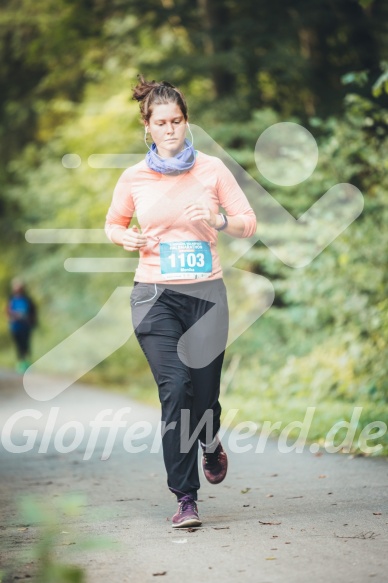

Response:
(132, 74), (160, 102)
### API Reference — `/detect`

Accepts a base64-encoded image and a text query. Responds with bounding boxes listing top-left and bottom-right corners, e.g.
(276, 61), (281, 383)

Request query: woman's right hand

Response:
(122, 226), (148, 251)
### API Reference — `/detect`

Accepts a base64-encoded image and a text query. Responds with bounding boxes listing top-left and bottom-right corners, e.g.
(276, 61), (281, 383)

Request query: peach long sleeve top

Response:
(105, 151), (256, 284)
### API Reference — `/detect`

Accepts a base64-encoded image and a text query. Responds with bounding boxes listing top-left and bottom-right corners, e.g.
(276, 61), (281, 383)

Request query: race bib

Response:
(160, 241), (212, 280)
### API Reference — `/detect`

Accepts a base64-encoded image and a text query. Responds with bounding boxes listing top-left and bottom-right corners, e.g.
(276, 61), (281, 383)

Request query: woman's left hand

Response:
(184, 202), (219, 228)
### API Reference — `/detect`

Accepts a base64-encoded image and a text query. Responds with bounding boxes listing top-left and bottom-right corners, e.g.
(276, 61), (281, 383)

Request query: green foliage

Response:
(359, 0), (375, 9)
(2, 494), (87, 583)
(0, 493), (118, 582)
(372, 61), (388, 97)
(218, 89), (388, 453)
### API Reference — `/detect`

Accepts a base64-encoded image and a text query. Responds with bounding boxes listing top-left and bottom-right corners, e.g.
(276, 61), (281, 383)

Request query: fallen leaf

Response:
(335, 531), (380, 540)
(318, 475), (327, 479)
(259, 521), (282, 525)
(152, 572), (167, 576)
(373, 512), (382, 516)
(265, 557), (276, 560)
(241, 488), (251, 494)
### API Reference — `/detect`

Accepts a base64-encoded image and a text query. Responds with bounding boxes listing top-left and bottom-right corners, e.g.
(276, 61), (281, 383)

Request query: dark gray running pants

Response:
(130, 278), (229, 500)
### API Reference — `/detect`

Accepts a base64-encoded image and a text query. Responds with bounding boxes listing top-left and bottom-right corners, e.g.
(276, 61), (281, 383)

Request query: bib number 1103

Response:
(160, 240), (212, 278)
(168, 252), (205, 269)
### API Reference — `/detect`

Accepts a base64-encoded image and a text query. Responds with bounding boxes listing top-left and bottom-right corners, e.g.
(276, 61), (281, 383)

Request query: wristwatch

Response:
(215, 213), (228, 231)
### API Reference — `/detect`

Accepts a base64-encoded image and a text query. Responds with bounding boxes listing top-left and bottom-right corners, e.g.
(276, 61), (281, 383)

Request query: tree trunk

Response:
(197, 0), (236, 98)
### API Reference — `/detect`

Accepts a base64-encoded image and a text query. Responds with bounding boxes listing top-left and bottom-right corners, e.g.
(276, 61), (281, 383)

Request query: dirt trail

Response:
(0, 369), (387, 583)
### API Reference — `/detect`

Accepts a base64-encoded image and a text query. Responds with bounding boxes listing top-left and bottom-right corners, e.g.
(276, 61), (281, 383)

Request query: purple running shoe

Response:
(171, 495), (202, 528)
(201, 438), (228, 485)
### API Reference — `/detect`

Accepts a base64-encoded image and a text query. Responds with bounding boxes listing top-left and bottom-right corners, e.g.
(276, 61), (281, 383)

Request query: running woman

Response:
(105, 76), (256, 528)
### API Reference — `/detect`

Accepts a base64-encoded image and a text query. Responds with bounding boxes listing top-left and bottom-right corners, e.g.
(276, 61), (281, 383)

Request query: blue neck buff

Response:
(145, 139), (196, 175)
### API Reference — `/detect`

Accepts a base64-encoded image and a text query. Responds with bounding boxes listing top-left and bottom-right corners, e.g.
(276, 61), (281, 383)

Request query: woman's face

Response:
(147, 102), (187, 159)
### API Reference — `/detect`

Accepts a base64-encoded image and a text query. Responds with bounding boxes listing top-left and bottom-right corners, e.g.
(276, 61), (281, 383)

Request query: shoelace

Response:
(179, 495), (197, 514)
(203, 444), (221, 469)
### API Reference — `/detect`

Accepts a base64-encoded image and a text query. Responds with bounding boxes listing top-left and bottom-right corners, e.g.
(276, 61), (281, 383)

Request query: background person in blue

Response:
(6, 278), (37, 373)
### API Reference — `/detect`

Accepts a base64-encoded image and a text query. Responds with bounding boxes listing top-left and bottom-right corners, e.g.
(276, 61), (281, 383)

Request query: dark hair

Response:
(132, 74), (188, 123)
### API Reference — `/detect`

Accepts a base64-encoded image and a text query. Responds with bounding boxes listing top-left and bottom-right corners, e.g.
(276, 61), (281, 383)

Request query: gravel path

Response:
(0, 369), (387, 583)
